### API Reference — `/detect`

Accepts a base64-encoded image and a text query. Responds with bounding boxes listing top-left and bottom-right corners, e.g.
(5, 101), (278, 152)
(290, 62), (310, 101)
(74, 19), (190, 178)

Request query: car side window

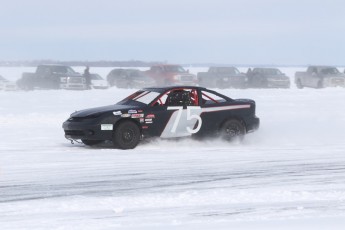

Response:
(37, 66), (46, 74)
(151, 66), (161, 73)
(152, 89), (199, 107)
(252, 69), (257, 74)
(201, 90), (227, 105)
(311, 67), (317, 74)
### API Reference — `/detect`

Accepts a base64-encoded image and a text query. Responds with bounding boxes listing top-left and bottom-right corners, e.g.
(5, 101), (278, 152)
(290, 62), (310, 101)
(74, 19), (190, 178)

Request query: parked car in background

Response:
(17, 64), (87, 90)
(107, 69), (155, 88)
(0, 75), (18, 91)
(246, 68), (290, 88)
(145, 64), (197, 86)
(197, 67), (247, 88)
(295, 66), (345, 88)
(90, 74), (109, 89)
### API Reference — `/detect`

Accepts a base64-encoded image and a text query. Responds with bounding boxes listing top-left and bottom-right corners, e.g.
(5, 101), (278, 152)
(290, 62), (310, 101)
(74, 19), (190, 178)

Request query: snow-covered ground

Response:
(1, 67), (345, 229)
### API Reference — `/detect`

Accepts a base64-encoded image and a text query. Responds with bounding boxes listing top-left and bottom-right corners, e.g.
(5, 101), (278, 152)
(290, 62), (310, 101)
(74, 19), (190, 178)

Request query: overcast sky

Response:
(1, 0), (345, 65)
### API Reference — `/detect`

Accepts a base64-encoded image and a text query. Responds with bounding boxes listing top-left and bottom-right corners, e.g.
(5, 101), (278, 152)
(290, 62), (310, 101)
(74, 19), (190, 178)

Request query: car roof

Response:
(140, 86), (232, 101)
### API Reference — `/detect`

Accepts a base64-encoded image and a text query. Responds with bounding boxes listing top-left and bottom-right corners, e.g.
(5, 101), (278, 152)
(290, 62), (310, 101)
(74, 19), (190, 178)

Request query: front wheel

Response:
(220, 119), (245, 142)
(296, 79), (303, 89)
(113, 121), (141, 149)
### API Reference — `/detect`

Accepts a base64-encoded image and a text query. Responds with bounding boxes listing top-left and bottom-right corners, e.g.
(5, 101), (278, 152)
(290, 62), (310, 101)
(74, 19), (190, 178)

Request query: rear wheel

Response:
(296, 79), (304, 89)
(81, 140), (103, 146)
(113, 121), (140, 149)
(220, 119), (245, 142)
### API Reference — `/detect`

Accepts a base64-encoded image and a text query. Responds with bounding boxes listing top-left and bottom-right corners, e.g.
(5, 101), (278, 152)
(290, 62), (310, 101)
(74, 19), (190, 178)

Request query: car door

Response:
(251, 69), (262, 87)
(36, 66), (50, 88)
(148, 88), (202, 138)
(305, 67), (318, 87)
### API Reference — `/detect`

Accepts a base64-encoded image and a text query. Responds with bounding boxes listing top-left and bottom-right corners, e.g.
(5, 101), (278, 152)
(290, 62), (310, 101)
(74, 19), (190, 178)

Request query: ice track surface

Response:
(1, 67), (345, 229)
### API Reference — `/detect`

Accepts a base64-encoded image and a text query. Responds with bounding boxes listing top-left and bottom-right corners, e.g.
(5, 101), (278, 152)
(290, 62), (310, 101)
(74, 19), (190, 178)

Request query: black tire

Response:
(317, 80), (324, 89)
(108, 77), (116, 87)
(220, 119), (245, 142)
(113, 121), (140, 149)
(81, 140), (103, 146)
(296, 79), (303, 89)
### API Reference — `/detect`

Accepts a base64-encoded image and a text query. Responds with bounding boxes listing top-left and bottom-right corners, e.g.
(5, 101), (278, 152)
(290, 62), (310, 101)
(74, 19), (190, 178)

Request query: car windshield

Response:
(118, 90), (160, 105)
(321, 68), (339, 75)
(130, 71), (145, 78)
(51, 66), (76, 74)
(164, 65), (186, 73)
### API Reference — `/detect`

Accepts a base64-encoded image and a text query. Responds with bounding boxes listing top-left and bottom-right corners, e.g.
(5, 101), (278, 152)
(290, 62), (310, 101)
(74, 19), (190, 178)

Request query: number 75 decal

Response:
(167, 106), (202, 134)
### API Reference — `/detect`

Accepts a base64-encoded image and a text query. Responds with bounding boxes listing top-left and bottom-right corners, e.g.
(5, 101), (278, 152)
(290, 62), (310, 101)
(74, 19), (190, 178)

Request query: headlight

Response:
(60, 77), (67, 83)
(223, 77), (229, 81)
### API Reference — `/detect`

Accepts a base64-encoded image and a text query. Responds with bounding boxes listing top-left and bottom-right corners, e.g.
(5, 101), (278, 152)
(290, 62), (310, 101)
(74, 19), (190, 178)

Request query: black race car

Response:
(62, 86), (260, 149)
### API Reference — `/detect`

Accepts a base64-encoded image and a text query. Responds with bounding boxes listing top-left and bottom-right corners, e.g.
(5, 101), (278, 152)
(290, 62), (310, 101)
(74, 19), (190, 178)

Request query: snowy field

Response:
(1, 67), (345, 229)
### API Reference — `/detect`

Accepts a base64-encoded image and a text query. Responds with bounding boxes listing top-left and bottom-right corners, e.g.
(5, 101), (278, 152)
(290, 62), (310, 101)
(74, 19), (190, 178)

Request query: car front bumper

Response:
(323, 77), (345, 87)
(62, 119), (114, 141)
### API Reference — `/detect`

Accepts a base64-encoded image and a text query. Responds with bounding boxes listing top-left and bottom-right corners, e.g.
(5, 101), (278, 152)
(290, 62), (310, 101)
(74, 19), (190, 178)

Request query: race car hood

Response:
(71, 104), (139, 118)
